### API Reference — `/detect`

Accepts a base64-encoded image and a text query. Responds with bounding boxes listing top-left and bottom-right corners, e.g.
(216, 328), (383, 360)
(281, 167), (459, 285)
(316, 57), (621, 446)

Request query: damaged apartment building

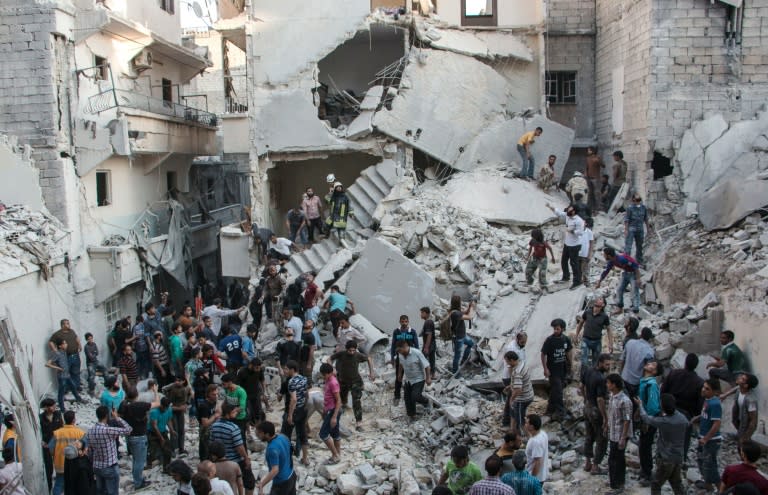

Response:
(0, 0), (251, 394)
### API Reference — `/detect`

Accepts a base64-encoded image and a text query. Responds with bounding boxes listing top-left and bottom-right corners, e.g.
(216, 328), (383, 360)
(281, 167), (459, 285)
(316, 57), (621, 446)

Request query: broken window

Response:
(103, 295), (121, 332)
(546, 71), (577, 104)
(651, 151), (673, 180)
(162, 78), (173, 105)
(94, 55), (108, 80)
(462, 0), (497, 26)
(160, 0), (175, 14)
(96, 170), (112, 206)
(167, 171), (177, 192)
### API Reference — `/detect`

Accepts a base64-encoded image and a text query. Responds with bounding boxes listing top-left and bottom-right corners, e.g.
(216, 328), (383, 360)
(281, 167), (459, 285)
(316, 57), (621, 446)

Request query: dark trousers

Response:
(393, 355), (402, 400)
(267, 248), (291, 261)
(584, 404), (607, 464)
(561, 245), (581, 283)
(172, 410), (185, 453)
(199, 427), (210, 461)
(639, 425), (656, 479)
(247, 395), (265, 425)
(148, 431), (172, 471)
(403, 381), (429, 417)
(270, 471), (297, 495)
(68, 353), (82, 390)
(307, 217), (324, 242)
(340, 380), (364, 422)
(651, 457), (684, 495)
(43, 446), (54, 491)
(281, 407), (308, 455)
(546, 374), (567, 416)
(608, 441), (626, 489)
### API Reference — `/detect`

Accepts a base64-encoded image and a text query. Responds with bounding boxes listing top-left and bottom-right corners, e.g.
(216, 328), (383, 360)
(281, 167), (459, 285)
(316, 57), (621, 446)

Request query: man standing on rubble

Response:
(325, 182), (354, 244)
(516, 127), (543, 179)
(49, 319), (83, 392)
(623, 194), (651, 266)
(581, 353), (611, 475)
(585, 146), (605, 210)
(595, 246), (641, 315)
(302, 187), (324, 244)
(541, 318), (573, 420)
(391, 315), (419, 406)
(635, 393), (688, 495)
(395, 340), (432, 420)
(661, 353), (703, 465)
(574, 297), (612, 371)
(449, 295), (476, 375)
(619, 327), (655, 399)
(547, 203), (584, 290)
(605, 373), (632, 495)
(328, 340), (374, 432)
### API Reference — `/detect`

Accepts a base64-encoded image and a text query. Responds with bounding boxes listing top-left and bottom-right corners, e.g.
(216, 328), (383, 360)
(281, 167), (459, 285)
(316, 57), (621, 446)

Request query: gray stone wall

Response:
(546, 34), (596, 140)
(547, 0), (596, 33)
(0, 4), (75, 227)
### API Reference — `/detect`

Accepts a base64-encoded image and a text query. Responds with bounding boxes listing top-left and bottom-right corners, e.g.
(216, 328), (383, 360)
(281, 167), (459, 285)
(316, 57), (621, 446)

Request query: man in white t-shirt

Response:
(579, 217), (595, 286)
(267, 234), (296, 262)
(525, 414), (549, 482)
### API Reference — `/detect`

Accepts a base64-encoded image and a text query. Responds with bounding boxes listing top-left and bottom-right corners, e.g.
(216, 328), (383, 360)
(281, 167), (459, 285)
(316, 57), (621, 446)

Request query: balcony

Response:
(87, 88), (218, 128)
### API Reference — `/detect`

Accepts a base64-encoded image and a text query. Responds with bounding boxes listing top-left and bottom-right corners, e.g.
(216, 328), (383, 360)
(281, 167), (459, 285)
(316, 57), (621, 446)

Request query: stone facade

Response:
(0, 3), (77, 227)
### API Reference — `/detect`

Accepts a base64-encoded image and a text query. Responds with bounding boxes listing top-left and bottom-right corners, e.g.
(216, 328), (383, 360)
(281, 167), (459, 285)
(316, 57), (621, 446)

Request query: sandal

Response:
(323, 458), (340, 465)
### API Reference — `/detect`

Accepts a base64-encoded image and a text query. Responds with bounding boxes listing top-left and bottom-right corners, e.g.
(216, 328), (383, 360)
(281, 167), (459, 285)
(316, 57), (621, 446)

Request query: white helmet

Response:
(326, 173), (336, 183)
(573, 172), (583, 177)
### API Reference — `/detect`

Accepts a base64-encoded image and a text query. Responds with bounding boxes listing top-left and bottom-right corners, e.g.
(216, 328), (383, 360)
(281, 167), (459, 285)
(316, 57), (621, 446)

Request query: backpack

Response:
(439, 312), (455, 341)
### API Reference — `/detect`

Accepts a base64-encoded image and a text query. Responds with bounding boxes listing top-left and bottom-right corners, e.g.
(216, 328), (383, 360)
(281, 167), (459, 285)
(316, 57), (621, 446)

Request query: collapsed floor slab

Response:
(414, 21), (533, 61)
(433, 169), (568, 227)
(697, 177), (768, 230)
(345, 236), (435, 333)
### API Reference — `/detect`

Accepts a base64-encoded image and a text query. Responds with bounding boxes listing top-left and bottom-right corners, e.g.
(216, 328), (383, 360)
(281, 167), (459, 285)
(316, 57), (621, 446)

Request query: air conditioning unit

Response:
(132, 50), (153, 70)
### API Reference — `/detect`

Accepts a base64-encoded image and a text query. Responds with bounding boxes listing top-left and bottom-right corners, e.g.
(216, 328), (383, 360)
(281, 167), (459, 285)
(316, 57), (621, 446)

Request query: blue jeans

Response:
(624, 227), (645, 265)
(87, 362), (107, 394)
(697, 439), (721, 484)
(127, 435), (148, 488)
(68, 353), (82, 390)
(52, 472), (65, 495)
(94, 463), (120, 495)
(616, 271), (641, 312)
(289, 224), (309, 245)
(57, 375), (82, 411)
(580, 337), (602, 371)
(319, 409), (342, 441)
(517, 144), (535, 178)
(452, 336), (474, 373)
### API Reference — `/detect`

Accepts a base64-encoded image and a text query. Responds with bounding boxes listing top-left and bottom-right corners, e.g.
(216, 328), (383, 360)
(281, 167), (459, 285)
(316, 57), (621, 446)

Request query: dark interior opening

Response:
(651, 151), (673, 179)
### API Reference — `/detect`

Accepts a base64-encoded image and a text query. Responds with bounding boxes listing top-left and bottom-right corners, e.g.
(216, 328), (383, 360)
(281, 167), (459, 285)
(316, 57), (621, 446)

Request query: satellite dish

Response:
(192, 1), (204, 18)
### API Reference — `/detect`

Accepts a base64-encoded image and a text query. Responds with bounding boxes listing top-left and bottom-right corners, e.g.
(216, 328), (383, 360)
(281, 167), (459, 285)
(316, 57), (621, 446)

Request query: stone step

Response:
(347, 183), (378, 214)
(356, 172), (386, 204)
(374, 159), (398, 187)
(361, 166), (391, 196)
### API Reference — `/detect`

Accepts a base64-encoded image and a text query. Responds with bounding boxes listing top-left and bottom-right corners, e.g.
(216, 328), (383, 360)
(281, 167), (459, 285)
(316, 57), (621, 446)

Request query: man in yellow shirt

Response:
(50, 410), (86, 495)
(517, 127), (543, 179)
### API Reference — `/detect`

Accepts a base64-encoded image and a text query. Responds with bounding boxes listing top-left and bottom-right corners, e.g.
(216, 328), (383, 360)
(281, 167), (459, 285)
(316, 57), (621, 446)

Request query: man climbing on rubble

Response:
(541, 318), (573, 420)
(623, 194), (651, 266)
(516, 127), (543, 179)
(707, 330), (749, 386)
(606, 373), (632, 495)
(325, 182), (354, 245)
(585, 146), (605, 210)
(574, 296), (612, 371)
(581, 353), (611, 476)
(267, 233), (298, 263)
(390, 315), (419, 406)
(547, 203), (584, 290)
(335, 315), (367, 353)
(395, 339), (432, 420)
(449, 294), (476, 375)
(524, 228), (556, 291)
(328, 340), (374, 432)
(302, 186), (324, 243)
(595, 246), (641, 315)
(537, 154), (558, 191)
(610, 151), (627, 206)
(285, 202), (308, 248)
(324, 285), (354, 336)
(565, 171), (589, 204)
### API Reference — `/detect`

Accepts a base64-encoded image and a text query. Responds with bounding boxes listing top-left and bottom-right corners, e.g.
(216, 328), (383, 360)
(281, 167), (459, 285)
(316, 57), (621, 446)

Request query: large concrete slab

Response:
(698, 178), (768, 230)
(373, 50), (514, 167)
(438, 170), (569, 227)
(345, 237), (435, 333)
(476, 292), (531, 340)
(415, 22), (533, 61)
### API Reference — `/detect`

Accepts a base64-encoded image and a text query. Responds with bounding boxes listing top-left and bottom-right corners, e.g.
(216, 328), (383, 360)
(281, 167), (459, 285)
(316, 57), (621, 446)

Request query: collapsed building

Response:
(1, 0), (768, 493)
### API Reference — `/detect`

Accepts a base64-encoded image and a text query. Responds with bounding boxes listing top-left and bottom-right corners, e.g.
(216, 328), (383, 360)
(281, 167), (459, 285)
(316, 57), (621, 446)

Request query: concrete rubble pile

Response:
(0, 203), (68, 279)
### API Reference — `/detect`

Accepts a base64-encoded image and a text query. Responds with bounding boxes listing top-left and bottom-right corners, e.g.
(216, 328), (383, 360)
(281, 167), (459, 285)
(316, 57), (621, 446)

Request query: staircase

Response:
(284, 159), (398, 278)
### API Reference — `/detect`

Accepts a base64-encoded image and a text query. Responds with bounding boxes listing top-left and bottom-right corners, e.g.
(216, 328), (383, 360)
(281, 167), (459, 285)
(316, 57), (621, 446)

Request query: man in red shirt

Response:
(721, 441), (768, 494)
(319, 363), (342, 465)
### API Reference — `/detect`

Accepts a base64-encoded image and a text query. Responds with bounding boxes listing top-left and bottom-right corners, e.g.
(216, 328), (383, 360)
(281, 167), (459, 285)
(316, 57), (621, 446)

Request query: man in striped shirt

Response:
(209, 402), (256, 495)
(87, 406), (132, 495)
(502, 351), (534, 434)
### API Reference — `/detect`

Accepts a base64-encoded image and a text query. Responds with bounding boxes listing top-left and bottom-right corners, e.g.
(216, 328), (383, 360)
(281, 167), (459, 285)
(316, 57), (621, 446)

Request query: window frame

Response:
(95, 170), (112, 207)
(160, 0), (175, 14)
(461, 0), (498, 27)
(104, 295), (121, 332)
(545, 71), (578, 105)
(94, 55), (108, 81)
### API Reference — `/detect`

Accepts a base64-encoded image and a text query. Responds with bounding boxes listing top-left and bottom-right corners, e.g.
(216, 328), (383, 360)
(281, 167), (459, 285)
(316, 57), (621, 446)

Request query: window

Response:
(160, 0), (174, 14)
(94, 55), (108, 80)
(162, 78), (173, 104)
(104, 295), (121, 332)
(546, 71), (577, 104)
(167, 171), (177, 192)
(462, 0), (497, 26)
(96, 170), (111, 206)
(206, 178), (216, 202)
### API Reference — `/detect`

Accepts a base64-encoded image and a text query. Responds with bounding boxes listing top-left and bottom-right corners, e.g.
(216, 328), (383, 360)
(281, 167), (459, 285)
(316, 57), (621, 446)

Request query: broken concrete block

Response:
(698, 178), (768, 230)
(696, 291), (720, 312)
(346, 237), (435, 334)
(430, 415), (447, 433)
(346, 110), (374, 140)
(733, 250), (748, 262)
(443, 405), (466, 424)
(319, 461), (348, 480)
(415, 21), (533, 61)
(732, 230), (750, 241)
(656, 343), (674, 361)
(668, 319), (692, 334)
(356, 463), (379, 484)
(359, 86), (384, 111)
(337, 473), (366, 495)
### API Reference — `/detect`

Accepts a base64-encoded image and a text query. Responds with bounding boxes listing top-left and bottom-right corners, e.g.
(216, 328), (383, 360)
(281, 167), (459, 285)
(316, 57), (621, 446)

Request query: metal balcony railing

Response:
(86, 88), (219, 127)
